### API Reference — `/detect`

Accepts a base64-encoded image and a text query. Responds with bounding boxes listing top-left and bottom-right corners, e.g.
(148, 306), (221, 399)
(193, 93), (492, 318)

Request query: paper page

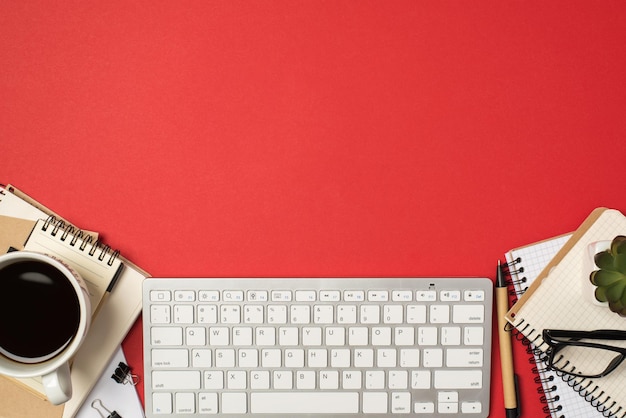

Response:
(75, 346), (144, 418)
(0, 188), (48, 220)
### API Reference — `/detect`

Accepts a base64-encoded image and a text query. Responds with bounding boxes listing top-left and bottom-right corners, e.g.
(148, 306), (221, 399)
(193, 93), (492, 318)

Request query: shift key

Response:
(434, 370), (482, 389)
(152, 371), (201, 390)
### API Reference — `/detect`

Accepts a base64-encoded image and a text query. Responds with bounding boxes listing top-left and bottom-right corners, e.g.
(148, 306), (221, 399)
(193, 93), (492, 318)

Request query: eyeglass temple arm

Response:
(545, 329), (626, 341)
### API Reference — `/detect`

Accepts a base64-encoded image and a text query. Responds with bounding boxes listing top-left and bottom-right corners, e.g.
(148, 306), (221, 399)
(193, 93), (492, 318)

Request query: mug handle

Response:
(41, 362), (72, 405)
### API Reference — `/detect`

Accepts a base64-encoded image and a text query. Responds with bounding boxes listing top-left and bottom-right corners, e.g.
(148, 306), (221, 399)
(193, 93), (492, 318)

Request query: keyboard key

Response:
(152, 371), (201, 390)
(414, 401), (435, 414)
(464, 290), (485, 302)
(348, 327), (368, 346)
(150, 290), (171, 302)
(434, 370), (483, 389)
(198, 290), (219, 301)
(391, 392), (411, 413)
(290, 305), (311, 324)
(222, 393), (247, 413)
(446, 348), (483, 367)
(191, 349), (211, 367)
(462, 401), (483, 414)
(383, 305), (403, 324)
(175, 392), (195, 414)
(152, 349), (188, 367)
(220, 305), (241, 324)
(185, 327), (206, 345)
(152, 393), (172, 414)
(363, 392), (388, 413)
(313, 305), (334, 324)
(441, 326), (461, 346)
(464, 326), (484, 345)
(250, 392), (359, 414)
(407, 305), (426, 323)
(272, 290), (292, 302)
(411, 370), (431, 389)
(174, 305), (194, 323)
(197, 305), (217, 323)
(416, 290), (437, 301)
(452, 305), (485, 323)
(392, 290), (413, 301)
(268, 305), (287, 323)
(337, 305), (357, 324)
(243, 305), (264, 324)
(429, 305), (449, 324)
(204, 371), (224, 389)
(319, 290), (340, 301)
(198, 393), (218, 414)
(440, 290), (461, 301)
(150, 305), (171, 324)
(295, 290), (316, 302)
(360, 305), (380, 324)
(174, 290), (195, 302)
(400, 348), (420, 367)
(368, 290), (389, 301)
(418, 327), (437, 345)
(344, 290), (365, 301)
(247, 290), (268, 301)
(208, 327), (229, 346)
(223, 290), (244, 302)
(151, 327), (183, 346)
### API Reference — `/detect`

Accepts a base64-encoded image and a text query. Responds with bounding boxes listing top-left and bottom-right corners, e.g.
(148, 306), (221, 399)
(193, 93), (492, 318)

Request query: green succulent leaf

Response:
(609, 299), (626, 316)
(604, 280), (626, 302)
(594, 251), (614, 270)
(612, 235), (626, 255)
(590, 269), (624, 286)
(615, 252), (626, 272)
(595, 286), (608, 302)
(620, 292), (626, 306)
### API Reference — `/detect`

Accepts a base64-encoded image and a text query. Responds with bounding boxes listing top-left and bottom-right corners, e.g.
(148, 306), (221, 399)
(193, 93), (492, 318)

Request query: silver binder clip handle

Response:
(91, 399), (122, 418)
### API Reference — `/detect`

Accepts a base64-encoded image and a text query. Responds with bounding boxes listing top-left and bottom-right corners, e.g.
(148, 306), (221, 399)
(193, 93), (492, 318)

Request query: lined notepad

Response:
(506, 208), (626, 418)
(505, 234), (607, 418)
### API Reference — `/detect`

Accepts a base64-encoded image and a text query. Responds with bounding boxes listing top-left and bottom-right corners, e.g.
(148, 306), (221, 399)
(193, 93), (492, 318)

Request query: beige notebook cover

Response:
(506, 207), (626, 417)
(0, 185), (149, 418)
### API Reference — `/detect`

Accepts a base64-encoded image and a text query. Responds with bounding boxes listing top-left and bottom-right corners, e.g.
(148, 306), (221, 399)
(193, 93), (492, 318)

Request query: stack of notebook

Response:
(504, 208), (626, 418)
(0, 184), (149, 418)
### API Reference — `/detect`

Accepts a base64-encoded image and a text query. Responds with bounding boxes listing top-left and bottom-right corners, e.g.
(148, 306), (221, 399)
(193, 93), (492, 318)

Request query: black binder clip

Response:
(91, 399), (122, 418)
(111, 361), (139, 385)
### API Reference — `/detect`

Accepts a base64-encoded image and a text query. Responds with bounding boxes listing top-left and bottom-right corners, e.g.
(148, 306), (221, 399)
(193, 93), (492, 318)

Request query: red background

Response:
(3, 1), (626, 416)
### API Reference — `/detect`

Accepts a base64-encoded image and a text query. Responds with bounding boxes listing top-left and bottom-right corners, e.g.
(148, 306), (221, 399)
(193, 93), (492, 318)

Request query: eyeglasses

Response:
(542, 329), (626, 378)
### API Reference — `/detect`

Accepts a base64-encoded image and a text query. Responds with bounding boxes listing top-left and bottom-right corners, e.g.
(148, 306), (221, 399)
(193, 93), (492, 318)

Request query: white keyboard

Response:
(143, 278), (492, 417)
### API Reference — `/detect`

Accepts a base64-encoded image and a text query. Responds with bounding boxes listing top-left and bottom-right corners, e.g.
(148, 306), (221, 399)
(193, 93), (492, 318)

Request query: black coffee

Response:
(0, 260), (81, 361)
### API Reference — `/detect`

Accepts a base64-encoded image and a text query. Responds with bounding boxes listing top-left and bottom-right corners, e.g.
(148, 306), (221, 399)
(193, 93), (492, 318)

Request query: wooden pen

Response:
(496, 260), (520, 418)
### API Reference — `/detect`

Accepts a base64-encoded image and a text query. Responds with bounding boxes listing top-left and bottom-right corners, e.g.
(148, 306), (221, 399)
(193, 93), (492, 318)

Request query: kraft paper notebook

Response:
(505, 234), (606, 418)
(506, 208), (626, 418)
(0, 184), (149, 418)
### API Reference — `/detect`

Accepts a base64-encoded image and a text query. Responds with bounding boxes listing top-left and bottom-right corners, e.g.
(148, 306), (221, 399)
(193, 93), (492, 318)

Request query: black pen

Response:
(496, 260), (520, 418)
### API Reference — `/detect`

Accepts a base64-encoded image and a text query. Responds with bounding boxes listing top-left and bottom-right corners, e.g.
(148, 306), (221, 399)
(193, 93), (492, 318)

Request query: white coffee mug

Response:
(0, 251), (91, 405)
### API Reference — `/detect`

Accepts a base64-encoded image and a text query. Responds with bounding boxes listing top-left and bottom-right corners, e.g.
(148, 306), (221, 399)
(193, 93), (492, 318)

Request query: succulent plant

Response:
(590, 235), (626, 316)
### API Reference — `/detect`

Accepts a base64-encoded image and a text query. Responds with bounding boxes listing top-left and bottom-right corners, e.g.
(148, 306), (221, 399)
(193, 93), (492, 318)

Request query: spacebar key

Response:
(251, 392), (359, 414)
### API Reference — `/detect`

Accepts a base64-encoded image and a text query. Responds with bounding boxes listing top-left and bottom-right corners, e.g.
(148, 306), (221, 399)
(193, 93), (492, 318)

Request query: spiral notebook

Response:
(24, 218), (124, 316)
(505, 234), (607, 418)
(506, 208), (626, 418)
